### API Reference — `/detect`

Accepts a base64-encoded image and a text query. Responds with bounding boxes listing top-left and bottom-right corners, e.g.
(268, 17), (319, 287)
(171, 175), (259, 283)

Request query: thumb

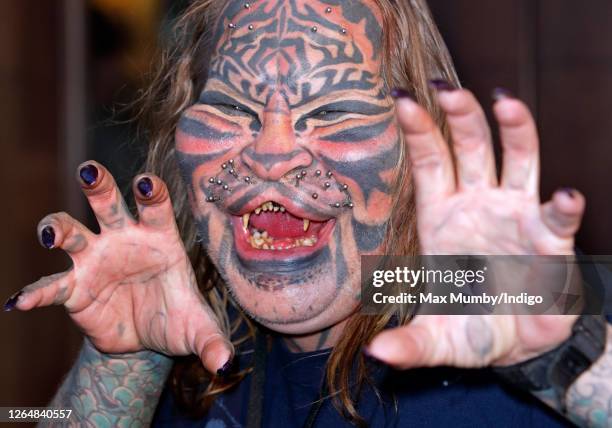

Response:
(186, 295), (234, 375)
(541, 188), (585, 238)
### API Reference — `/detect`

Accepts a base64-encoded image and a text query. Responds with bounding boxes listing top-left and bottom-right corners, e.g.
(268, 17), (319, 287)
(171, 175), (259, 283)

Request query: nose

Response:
(241, 92), (312, 181)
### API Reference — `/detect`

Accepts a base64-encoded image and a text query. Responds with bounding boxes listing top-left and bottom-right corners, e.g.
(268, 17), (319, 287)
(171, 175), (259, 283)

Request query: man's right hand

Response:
(5, 161), (232, 374)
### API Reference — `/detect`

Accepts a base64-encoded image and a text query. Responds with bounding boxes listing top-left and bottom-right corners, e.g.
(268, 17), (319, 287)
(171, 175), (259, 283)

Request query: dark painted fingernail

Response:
(429, 79), (455, 91)
(41, 226), (55, 249)
(560, 187), (575, 198)
(390, 87), (415, 100)
(137, 177), (153, 198)
(492, 87), (515, 101)
(4, 290), (23, 312)
(216, 358), (234, 377)
(79, 164), (98, 186)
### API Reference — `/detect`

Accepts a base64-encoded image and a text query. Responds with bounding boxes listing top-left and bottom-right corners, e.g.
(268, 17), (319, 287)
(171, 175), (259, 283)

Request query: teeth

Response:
(261, 230), (268, 238)
(303, 238), (314, 246)
(280, 206), (285, 212)
(273, 206), (279, 212)
(242, 213), (250, 230)
(303, 219), (310, 232)
(253, 230), (261, 238)
(255, 207), (261, 215)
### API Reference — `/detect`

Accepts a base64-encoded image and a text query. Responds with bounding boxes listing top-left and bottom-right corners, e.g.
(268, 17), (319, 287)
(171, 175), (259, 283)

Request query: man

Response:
(6, 0), (611, 426)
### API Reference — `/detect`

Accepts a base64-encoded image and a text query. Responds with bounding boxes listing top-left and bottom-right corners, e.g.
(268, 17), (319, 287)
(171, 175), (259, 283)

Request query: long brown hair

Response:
(136, 0), (459, 425)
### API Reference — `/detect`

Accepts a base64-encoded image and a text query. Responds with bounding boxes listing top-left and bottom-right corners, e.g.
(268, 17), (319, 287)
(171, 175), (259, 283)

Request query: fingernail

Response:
(216, 358), (234, 377)
(559, 187), (575, 198)
(137, 177), (153, 198)
(492, 87), (515, 101)
(429, 79), (455, 91)
(79, 164), (99, 186)
(4, 290), (23, 312)
(41, 226), (55, 249)
(390, 87), (415, 100)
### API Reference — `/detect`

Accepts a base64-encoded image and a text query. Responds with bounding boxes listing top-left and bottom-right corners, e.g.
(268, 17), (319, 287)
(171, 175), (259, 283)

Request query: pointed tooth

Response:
(253, 231), (261, 238)
(242, 214), (250, 230)
(255, 207), (261, 214)
(303, 219), (310, 232)
(261, 230), (268, 238)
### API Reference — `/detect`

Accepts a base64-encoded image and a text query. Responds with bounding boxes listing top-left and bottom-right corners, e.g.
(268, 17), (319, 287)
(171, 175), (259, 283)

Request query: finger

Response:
(4, 270), (75, 312)
(432, 83), (497, 188)
(187, 299), (234, 374)
(493, 89), (540, 196)
(541, 188), (585, 238)
(366, 321), (440, 370)
(133, 174), (177, 230)
(392, 89), (456, 207)
(76, 161), (135, 231)
(37, 212), (94, 256)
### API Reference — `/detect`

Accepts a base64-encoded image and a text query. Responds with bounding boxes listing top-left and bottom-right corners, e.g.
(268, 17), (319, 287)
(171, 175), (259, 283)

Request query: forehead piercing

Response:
(325, 7), (332, 13)
(312, 193), (319, 199)
(311, 26), (318, 32)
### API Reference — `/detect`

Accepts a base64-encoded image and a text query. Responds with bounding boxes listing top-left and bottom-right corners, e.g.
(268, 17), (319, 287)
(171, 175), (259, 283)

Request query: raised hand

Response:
(4, 161), (231, 373)
(368, 85), (586, 369)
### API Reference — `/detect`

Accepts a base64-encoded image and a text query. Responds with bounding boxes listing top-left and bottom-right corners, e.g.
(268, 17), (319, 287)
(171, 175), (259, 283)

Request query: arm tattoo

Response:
(41, 338), (173, 427)
(533, 327), (612, 427)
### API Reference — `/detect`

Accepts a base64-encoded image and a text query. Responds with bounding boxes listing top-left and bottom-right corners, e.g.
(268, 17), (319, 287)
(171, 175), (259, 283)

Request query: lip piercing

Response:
(221, 163), (227, 169)
(341, 184), (348, 190)
(300, 170), (307, 177)
(208, 177), (215, 183)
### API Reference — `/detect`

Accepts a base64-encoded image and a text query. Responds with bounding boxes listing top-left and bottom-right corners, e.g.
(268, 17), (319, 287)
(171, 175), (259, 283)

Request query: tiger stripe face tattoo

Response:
(176, 0), (400, 334)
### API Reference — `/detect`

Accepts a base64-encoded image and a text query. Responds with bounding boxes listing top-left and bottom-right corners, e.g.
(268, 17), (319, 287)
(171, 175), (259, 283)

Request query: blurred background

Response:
(1, 0), (611, 417)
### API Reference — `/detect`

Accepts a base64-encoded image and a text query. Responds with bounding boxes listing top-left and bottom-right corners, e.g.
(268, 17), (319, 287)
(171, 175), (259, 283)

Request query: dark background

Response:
(1, 0), (611, 416)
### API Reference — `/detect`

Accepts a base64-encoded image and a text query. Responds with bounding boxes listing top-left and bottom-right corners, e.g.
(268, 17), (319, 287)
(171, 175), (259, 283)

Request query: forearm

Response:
(533, 326), (612, 427)
(41, 338), (173, 427)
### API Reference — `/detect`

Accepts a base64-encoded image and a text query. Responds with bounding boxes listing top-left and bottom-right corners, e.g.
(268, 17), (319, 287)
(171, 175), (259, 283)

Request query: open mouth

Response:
(231, 200), (336, 260)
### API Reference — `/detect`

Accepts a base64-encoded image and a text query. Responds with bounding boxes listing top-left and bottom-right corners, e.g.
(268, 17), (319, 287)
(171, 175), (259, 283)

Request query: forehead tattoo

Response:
(207, 0), (384, 105)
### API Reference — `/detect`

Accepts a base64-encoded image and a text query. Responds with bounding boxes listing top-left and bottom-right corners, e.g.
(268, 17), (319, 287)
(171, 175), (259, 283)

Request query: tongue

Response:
(249, 212), (323, 238)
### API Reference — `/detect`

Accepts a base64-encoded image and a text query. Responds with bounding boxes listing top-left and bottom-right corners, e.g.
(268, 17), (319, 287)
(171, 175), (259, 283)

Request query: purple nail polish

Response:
(3, 290), (23, 312)
(429, 79), (455, 91)
(137, 177), (153, 198)
(390, 87), (415, 100)
(492, 87), (515, 101)
(560, 187), (575, 198)
(216, 358), (234, 377)
(41, 226), (55, 249)
(79, 164), (98, 186)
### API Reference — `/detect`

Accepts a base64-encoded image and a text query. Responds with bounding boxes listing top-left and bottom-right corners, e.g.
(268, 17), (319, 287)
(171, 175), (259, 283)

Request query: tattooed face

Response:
(175, 0), (399, 334)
